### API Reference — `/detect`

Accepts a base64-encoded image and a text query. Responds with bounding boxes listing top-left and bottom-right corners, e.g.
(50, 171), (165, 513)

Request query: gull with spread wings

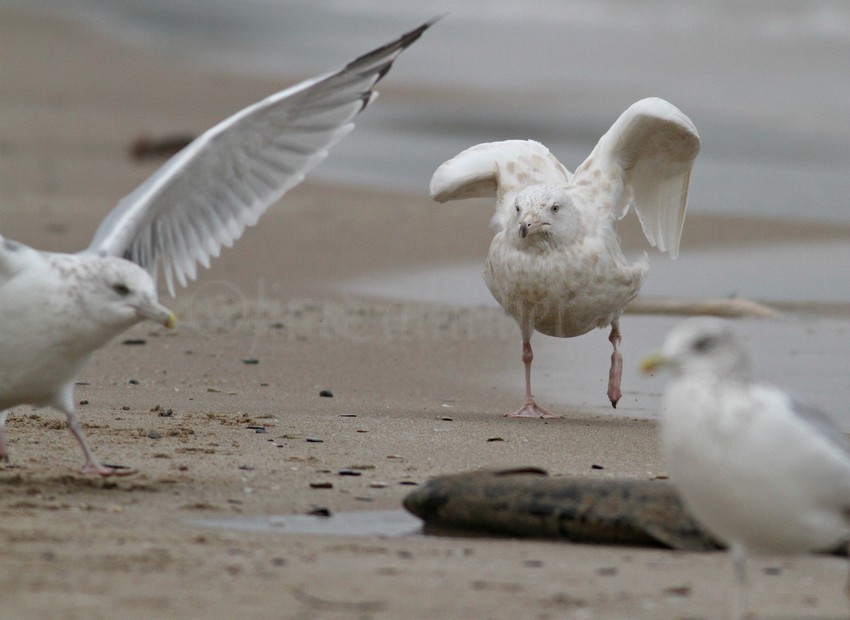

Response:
(430, 98), (699, 417)
(0, 19), (435, 475)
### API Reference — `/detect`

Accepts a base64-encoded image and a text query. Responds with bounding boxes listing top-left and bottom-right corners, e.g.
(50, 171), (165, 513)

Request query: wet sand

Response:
(2, 9), (850, 619)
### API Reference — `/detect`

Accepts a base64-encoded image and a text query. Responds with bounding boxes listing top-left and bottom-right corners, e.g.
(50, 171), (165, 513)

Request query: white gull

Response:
(642, 317), (850, 619)
(430, 97), (700, 417)
(0, 19), (435, 475)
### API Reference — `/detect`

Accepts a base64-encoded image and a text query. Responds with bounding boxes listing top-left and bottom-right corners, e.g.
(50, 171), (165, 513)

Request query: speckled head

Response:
(510, 185), (582, 247)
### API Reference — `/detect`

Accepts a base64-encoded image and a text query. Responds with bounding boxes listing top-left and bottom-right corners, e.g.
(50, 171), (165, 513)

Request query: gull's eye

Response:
(692, 336), (714, 353)
(515, 203), (520, 213)
(112, 283), (131, 297)
(551, 203), (560, 213)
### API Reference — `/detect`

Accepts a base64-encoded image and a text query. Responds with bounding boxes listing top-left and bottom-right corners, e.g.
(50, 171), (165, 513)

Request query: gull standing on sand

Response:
(0, 19), (435, 476)
(642, 318), (850, 619)
(430, 98), (700, 417)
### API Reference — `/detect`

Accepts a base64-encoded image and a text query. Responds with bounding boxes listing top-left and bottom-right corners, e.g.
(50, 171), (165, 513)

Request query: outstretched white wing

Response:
(574, 97), (700, 258)
(85, 18), (436, 295)
(429, 140), (571, 231)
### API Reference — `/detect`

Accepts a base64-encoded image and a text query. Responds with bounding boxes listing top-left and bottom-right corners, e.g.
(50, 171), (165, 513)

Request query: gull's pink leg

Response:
(506, 340), (560, 418)
(607, 320), (623, 408)
(64, 409), (134, 477)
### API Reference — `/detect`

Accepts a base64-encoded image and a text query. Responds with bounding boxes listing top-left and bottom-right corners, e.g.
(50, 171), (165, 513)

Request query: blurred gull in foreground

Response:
(0, 19), (435, 475)
(430, 97), (700, 416)
(642, 317), (850, 619)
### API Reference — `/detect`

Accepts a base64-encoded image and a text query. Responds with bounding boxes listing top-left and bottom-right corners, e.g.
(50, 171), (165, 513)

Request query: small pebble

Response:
(319, 390), (333, 398)
(147, 431), (163, 440)
(243, 358), (259, 365)
(591, 464), (604, 470)
(305, 437), (324, 443)
(128, 379), (140, 386)
(310, 481), (333, 489)
(398, 481), (417, 486)
(238, 465), (255, 471)
(259, 383), (269, 387)
(486, 437), (504, 442)
(75, 382), (90, 386)
(441, 416), (454, 421)
(337, 468), (362, 476)
(307, 507), (331, 517)
(340, 413), (357, 418)
(79, 400), (89, 406)
(369, 482), (388, 489)
(122, 406), (130, 411)
(158, 409), (174, 417)
(101, 464), (129, 473)
(122, 339), (147, 346)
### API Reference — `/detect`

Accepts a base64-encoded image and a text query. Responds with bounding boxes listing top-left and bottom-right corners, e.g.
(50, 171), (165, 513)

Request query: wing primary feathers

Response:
(84, 17), (438, 290)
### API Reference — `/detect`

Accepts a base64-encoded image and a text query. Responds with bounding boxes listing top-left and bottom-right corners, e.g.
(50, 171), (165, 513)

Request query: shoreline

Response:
(1, 8), (849, 619)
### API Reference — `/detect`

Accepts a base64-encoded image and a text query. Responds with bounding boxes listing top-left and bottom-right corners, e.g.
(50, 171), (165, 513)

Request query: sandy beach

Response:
(2, 9), (850, 619)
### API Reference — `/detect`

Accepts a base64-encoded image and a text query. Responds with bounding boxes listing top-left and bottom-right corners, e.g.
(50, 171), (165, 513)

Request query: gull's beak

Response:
(519, 216), (545, 239)
(136, 301), (177, 329)
(640, 352), (669, 374)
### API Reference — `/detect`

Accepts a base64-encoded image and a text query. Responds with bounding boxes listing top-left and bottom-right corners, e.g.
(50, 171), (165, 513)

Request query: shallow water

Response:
(339, 241), (850, 306)
(338, 257), (850, 428)
(190, 509), (423, 538)
(6, 0), (850, 222)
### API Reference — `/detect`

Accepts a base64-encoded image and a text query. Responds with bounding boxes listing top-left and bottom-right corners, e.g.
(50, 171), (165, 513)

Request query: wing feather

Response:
(573, 97), (700, 258)
(85, 18), (436, 294)
(429, 140), (572, 231)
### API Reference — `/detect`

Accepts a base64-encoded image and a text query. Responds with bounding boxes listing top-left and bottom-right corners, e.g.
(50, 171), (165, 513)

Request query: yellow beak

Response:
(137, 302), (177, 329)
(640, 352), (668, 374)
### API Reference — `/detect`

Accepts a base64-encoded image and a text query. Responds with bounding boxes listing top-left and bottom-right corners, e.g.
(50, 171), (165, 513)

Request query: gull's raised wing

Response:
(573, 97), (700, 258)
(85, 18), (436, 294)
(429, 140), (572, 231)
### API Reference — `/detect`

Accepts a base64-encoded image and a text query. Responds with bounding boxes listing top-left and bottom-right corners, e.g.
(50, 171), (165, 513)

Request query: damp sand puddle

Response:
(190, 509), (424, 538)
